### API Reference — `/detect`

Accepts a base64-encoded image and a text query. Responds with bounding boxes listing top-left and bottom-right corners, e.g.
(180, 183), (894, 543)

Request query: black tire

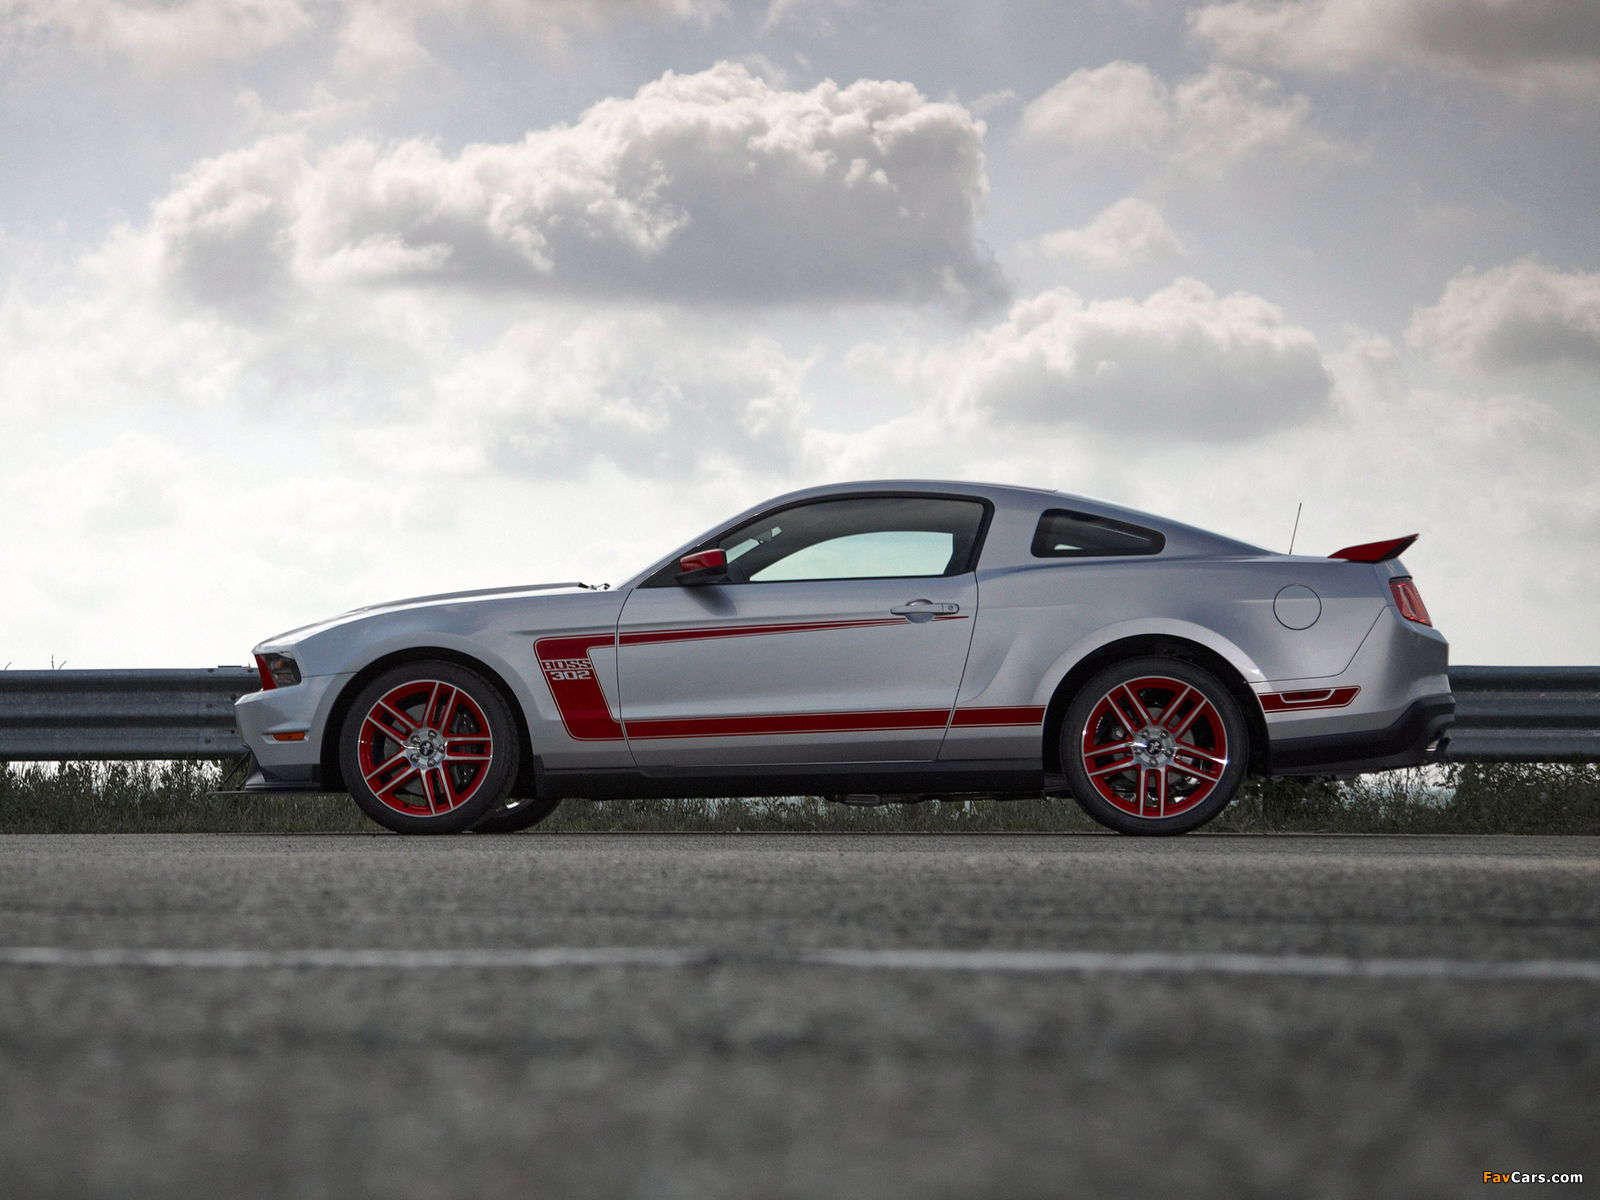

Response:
(340, 661), (520, 835)
(471, 794), (562, 834)
(1061, 656), (1248, 836)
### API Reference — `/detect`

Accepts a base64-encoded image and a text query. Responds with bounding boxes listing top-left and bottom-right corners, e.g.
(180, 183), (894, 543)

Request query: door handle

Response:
(891, 600), (960, 623)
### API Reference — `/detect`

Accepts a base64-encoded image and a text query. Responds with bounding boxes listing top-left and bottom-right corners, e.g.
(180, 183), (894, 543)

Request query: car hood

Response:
(253, 581), (607, 658)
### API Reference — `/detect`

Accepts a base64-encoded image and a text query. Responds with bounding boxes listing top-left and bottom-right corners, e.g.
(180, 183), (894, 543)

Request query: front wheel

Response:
(1062, 657), (1248, 835)
(339, 661), (520, 835)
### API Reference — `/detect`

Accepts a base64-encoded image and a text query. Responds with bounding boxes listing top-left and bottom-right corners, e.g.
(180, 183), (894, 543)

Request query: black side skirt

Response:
(540, 759), (1047, 801)
(1267, 697), (1455, 778)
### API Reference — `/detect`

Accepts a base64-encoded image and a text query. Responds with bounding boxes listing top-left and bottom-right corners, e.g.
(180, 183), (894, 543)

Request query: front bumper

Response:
(233, 673), (349, 789)
(1266, 695), (1455, 777)
(239, 752), (326, 793)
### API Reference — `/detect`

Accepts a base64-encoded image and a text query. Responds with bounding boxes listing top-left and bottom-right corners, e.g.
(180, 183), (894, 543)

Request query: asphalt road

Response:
(0, 832), (1595, 1199)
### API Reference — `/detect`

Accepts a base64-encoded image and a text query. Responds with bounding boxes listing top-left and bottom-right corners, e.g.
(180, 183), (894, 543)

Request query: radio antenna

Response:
(1288, 502), (1303, 555)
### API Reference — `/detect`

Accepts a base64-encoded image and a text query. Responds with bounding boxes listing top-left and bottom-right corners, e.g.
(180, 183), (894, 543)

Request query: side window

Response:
(714, 496), (989, 584)
(1031, 509), (1165, 558)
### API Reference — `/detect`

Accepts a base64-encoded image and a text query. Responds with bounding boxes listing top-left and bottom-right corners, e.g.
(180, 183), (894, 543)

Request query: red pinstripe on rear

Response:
(1259, 687), (1360, 712)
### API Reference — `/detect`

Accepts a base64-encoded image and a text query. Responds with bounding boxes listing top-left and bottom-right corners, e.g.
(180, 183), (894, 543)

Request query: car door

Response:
(616, 493), (989, 767)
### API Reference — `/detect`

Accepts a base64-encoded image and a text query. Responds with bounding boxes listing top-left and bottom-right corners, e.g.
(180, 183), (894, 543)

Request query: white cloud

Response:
(0, 0), (722, 70)
(967, 89), (1019, 119)
(0, 0), (313, 63)
(426, 311), (812, 479)
(136, 64), (1003, 310)
(1020, 61), (1346, 170)
(1407, 259), (1600, 372)
(328, 0), (725, 75)
(1037, 198), (1183, 269)
(1021, 61), (1172, 149)
(147, 135), (309, 318)
(761, 0), (857, 36)
(1192, 0), (1600, 94)
(2, 239), (815, 485)
(946, 278), (1332, 440)
(1169, 64), (1342, 165)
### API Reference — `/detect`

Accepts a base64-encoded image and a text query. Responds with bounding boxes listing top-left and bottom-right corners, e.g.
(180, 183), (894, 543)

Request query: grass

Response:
(0, 761), (370, 834)
(0, 760), (1597, 835)
(1212, 763), (1600, 835)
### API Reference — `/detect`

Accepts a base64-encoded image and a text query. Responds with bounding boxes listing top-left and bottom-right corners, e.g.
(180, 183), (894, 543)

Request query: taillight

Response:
(254, 653), (302, 690)
(1389, 578), (1432, 626)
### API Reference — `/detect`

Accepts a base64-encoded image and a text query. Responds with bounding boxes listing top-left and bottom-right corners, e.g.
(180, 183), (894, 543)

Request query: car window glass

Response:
(1031, 509), (1165, 558)
(751, 531), (955, 581)
(725, 528), (780, 562)
(713, 496), (987, 584)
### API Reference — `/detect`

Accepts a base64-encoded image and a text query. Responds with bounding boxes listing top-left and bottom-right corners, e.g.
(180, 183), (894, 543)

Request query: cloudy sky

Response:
(2, 0), (1597, 668)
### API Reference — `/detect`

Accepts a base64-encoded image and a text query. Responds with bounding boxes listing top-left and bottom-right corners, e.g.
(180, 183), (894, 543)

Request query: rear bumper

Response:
(1266, 695), (1455, 777)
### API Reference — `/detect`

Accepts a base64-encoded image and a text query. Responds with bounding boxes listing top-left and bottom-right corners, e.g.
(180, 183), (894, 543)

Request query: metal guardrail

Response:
(0, 668), (255, 760)
(0, 665), (1596, 763)
(1444, 666), (1600, 762)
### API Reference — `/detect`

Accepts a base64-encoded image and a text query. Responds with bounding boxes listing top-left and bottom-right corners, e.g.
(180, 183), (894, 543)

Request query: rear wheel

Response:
(339, 661), (519, 835)
(1062, 657), (1248, 836)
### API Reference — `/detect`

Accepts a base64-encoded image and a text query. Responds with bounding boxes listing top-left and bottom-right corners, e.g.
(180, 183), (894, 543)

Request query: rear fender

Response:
(1032, 619), (1267, 705)
(1033, 620), (1270, 776)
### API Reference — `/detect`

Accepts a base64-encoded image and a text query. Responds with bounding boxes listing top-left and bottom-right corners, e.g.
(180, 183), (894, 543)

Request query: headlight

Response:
(254, 652), (302, 690)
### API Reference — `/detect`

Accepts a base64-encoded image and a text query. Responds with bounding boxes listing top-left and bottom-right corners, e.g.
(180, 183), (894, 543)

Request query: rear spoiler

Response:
(1329, 534), (1417, 563)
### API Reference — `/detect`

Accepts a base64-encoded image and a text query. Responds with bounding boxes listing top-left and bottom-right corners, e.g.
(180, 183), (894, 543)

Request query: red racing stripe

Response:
(618, 617), (906, 647)
(625, 708), (952, 740)
(949, 705), (1047, 728)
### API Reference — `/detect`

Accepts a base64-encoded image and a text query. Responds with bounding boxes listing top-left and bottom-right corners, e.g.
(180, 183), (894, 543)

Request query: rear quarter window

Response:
(1031, 509), (1166, 558)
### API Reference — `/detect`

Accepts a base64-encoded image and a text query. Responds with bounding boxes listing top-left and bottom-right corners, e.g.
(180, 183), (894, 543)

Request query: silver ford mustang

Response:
(237, 481), (1453, 835)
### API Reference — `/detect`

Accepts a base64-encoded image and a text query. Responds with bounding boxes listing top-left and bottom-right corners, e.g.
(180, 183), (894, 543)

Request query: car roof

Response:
(623, 478), (1268, 587)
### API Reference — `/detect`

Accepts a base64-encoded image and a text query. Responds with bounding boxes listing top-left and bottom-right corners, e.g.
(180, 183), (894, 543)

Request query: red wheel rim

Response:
(1079, 675), (1229, 819)
(356, 680), (495, 816)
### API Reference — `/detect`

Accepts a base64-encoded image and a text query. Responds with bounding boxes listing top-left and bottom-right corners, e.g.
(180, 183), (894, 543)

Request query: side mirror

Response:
(675, 548), (728, 586)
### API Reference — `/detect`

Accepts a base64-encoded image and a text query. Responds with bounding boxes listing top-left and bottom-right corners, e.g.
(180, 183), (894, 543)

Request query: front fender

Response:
(324, 631), (545, 730)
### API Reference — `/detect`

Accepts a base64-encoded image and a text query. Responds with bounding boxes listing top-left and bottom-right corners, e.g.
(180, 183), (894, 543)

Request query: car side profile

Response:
(236, 481), (1454, 835)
